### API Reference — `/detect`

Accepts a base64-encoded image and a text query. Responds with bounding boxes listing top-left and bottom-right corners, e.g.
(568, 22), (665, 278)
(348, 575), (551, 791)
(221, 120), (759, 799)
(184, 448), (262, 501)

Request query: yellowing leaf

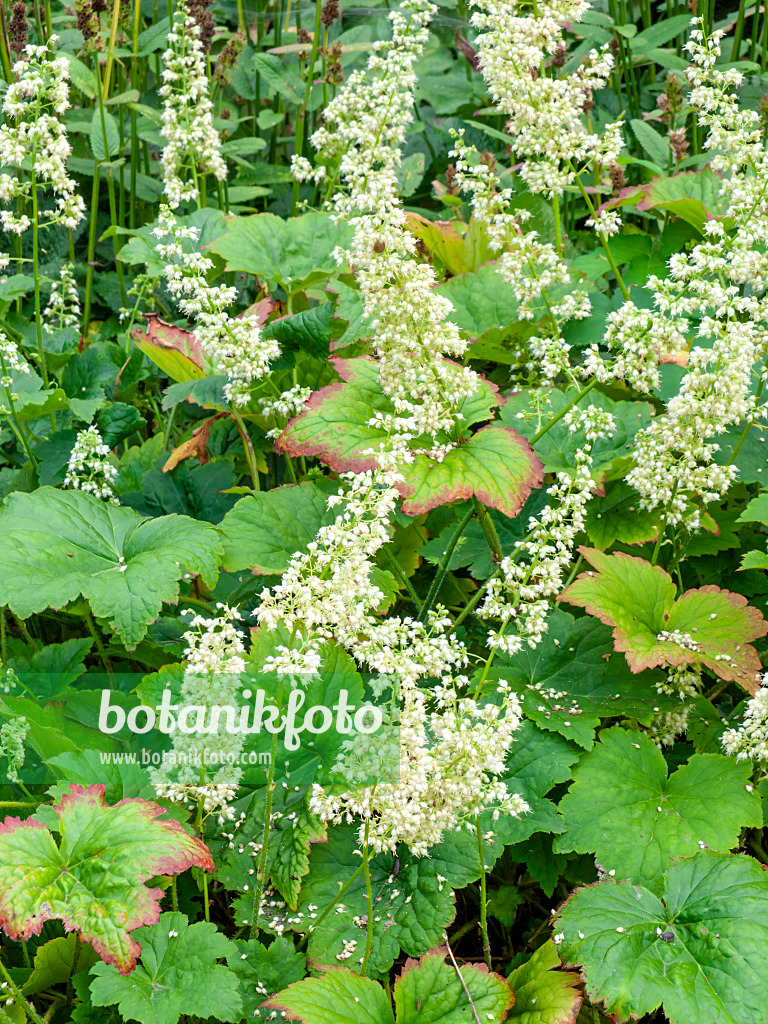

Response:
(559, 547), (767, 692)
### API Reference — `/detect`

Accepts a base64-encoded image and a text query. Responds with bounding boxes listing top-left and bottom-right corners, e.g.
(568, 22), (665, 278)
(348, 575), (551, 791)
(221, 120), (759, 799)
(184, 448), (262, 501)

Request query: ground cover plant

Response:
(3, 0), (768, 1020)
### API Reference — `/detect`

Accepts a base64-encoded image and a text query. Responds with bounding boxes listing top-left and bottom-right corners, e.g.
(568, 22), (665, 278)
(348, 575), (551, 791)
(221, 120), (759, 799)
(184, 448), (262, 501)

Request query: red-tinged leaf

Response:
(267, 965), (395, 1024)
(276, 356), (543, 517)
(506, 939), (582, 1023)
(0, 785), (214, 973)
(559, 547), (767, 693)
(394, 947), (515, 1023)
(131, 313), (206, 383)
(595, 168), (730, 233)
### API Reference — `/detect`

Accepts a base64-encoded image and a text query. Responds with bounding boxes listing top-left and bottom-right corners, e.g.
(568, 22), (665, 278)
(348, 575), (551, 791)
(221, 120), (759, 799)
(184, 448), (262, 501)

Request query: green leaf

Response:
(277, 356), (542, 517)
(629, 118), (671, 168)
(47, 748), (154, 803)
(252, 53), (304, 104)
(738, 493), (768, 526)
(486, 719), (580, 845)
(89, 109), (120, 161)
(0, 487), (222, 648)
(207, 212), (353, 292)
(135, 16), (170, 55)
(268, 966), (395, 1024)
(63, 53), (97, 97)
(559, 547), (768, 692)
(9, 636), (93, 699)
(130, 314), (206, 383)
(23, 933), (99, 995)
(556, 852), (768, 1024)
(4, 366), (68, 422)
(630, 14), (692, 50)
(89, 911), (241, 1024)
(220, 482), (336, 573)
(437, 262), (519, 340)
(555, 728), (761, 890)
(600, 168), (729, 233)
(584, 482), (662, 549)
(495, 608), (674, 749)
(121, 460), (238, 525)
(506, 940), (582, 1023)
(394, 948), (514, 1023)
(0, 786), (213, 973)
(227, 937), (306, 1021)
(261, 302), (336, 357)
(98, 402), (146, 447)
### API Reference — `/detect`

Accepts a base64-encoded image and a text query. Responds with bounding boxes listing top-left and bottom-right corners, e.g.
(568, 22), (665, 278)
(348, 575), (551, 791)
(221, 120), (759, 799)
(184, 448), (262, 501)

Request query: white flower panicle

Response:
(450, 133), (589, 379)
(44, 262), (81, 334)
(479, 404), (613, 655)
(154, 208), (279, 405)
(63, 426), (118, 504)
(0, 333), (30, 377)
(648, 664), (701, 748)
(0, 36), (85, 254)
(469, 0), (622, 199)
(159, 1), (227, 208)
(588, 24), (768, 529)
(723, 674), (768, 762)
(257, 462), (467, 687)
(295, 0), (483, 446)
(153, 605), (247, 822)
(311, 680), (529, 856)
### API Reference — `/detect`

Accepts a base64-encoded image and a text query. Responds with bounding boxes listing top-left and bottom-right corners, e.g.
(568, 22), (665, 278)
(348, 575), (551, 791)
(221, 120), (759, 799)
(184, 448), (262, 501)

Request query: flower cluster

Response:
(648, 665), (701, 748)
(152, 605), (247, 822)
(469, 0), (622, 199)
(478, 404), (612, 654)
(0, 717), (28, 784)
(295, 0), (482, 446)
(588, 25), (768, 529)
(154, 207), (279, 405)
(450, 133), (589, 381)
(63, 426), (118, 503)
(159, 0), (227, 208)
(0, 36), (85, 253)
(311, 680), (529, 855)
(44, 262), (81, 334)
(257, 461), (467, 686)
(723, 674), (768, 762)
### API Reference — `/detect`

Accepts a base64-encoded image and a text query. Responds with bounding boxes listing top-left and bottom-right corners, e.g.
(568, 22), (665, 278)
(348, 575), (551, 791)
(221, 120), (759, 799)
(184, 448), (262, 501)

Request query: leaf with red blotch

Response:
(276, 356), (543, 517)
(559, 547), (768, 693)
(0, 785), (214, 974)
(131, 313), (206, 383)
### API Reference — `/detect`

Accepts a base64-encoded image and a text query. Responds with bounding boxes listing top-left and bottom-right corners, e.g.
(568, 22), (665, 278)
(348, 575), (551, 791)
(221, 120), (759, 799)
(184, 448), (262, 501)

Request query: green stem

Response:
(297, 860), (366, 949)
(476, 819), (491, 970)
(230, 409), (261, 491)
(531, 378), (598, 444)
(83, 607), (115, 682)
(381, 548), (422, 612)
(419, 505), (475, 621)
(11, 611), (38, 651)
(82, 163), (102, 339)
(728, 380), (764, 465)
(572, 173), (631, 301)
(360, 820), (374, 976)
(250, 674), (285, 938)
(472, 496), (502, 563)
